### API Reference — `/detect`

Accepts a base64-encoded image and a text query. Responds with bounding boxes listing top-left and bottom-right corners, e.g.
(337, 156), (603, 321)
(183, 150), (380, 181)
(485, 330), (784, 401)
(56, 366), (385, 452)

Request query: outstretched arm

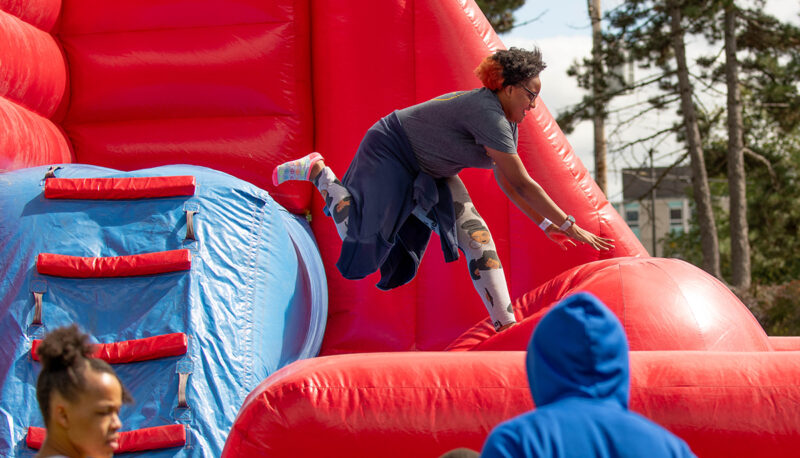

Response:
(486, 146), (614, 251)
(492, 162), (575, 250)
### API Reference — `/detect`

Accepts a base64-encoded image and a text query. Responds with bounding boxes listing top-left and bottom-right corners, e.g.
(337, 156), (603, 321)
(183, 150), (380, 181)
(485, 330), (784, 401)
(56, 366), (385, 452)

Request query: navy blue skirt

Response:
(336, 111), (459, 290)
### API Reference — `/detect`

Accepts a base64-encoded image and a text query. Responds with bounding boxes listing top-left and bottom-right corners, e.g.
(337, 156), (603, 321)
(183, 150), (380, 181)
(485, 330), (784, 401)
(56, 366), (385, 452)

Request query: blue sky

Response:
(506, 1), (600, 40)
(507, 0), (799, 44)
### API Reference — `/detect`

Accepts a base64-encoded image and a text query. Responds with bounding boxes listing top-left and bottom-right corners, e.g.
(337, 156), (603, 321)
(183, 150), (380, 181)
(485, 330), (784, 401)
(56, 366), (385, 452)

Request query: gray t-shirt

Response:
(396, 87), (518, 178)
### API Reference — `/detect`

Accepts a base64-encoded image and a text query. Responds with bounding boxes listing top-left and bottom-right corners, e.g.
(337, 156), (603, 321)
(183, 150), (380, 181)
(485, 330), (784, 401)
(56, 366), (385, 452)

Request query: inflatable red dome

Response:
(2, 0), (799, 457)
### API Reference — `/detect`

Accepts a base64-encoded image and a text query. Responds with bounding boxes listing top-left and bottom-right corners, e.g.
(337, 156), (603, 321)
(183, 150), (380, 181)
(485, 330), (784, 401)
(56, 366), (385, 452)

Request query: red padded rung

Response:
(44, 176), (195, 199)
(36, 249), (191, 278)
(25, 426), (44, 449)
(27, 424), (186, 452)
(32, 333), (187, 364)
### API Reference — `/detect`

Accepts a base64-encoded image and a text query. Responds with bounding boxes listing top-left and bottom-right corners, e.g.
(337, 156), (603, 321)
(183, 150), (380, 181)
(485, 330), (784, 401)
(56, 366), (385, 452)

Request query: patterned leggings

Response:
(313, 167), (516, 330)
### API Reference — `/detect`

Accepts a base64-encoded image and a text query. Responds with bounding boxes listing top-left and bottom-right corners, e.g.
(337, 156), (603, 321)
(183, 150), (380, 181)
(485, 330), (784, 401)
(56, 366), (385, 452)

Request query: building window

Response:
(624, 202), (640, 238)
(625, 202), (639, 226)
(668, 200), (685, 234)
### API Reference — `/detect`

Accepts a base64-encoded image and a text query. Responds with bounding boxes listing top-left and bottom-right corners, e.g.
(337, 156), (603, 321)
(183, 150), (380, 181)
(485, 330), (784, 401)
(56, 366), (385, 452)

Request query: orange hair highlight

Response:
(474, 56), (504, 90)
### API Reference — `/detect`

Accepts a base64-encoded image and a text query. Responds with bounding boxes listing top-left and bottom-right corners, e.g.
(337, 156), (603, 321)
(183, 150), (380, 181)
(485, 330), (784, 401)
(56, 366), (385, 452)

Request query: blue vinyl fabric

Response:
(0, 164), (327, 457)
(481, 293), (695, 458)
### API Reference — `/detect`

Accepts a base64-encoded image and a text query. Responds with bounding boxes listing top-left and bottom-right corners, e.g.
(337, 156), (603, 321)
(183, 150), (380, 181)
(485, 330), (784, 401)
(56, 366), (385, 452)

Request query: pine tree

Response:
(475, 0), (526, 34)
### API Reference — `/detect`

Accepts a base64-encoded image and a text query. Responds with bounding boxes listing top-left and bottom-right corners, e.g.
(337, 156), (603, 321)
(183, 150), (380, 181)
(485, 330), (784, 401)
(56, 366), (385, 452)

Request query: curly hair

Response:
(474, 47), (547, 90)
(36, 324), (132, 425)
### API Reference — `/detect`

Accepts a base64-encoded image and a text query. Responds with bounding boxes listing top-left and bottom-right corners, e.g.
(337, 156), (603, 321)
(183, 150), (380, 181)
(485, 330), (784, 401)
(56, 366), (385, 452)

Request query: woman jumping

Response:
(273, 47), (613, 332)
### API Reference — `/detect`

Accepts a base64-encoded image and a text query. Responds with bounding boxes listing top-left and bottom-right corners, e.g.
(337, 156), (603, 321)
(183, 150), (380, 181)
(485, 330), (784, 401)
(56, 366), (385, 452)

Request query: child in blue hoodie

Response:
(481, 292), (696, 458)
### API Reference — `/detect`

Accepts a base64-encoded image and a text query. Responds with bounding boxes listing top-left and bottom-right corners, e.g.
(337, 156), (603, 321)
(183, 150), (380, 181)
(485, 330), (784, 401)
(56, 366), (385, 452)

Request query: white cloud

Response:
(503, 35), (591, 111)
(762, 0), (800, 25)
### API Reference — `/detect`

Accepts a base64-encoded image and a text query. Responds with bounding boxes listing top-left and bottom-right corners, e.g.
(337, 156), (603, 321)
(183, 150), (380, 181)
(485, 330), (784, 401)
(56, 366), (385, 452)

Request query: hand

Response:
(544, 224), (577, 250)
(564, 224), (615, 251)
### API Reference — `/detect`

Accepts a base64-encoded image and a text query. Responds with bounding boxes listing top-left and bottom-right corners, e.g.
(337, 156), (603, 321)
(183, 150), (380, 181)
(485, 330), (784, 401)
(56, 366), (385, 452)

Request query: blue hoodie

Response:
(482, 293), (696, 458)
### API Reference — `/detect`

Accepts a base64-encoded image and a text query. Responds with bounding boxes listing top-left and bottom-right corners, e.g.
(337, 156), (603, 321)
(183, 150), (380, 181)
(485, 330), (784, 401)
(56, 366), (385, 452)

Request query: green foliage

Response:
(662, 89), (800, 333)
(475, 0), (526, 34)
(738, 9), (800, 132)
(587, 0), (800, 333)
(743, 281), (800, 336)
(664, 96), (800, 285)
(741, 130), (800, 284)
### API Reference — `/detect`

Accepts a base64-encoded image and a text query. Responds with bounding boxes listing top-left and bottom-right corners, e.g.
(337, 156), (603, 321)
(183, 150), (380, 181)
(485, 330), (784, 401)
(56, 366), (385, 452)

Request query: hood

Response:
(526, 292), (630, 408)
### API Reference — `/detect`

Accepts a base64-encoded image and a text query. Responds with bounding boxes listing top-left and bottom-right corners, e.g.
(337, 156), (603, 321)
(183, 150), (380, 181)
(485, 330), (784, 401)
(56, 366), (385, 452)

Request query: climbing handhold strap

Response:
(32, 333), (188, 364)
(27, 424), (186, 452)
(44, 176), (196, 200)
(36, 249), (192, 278)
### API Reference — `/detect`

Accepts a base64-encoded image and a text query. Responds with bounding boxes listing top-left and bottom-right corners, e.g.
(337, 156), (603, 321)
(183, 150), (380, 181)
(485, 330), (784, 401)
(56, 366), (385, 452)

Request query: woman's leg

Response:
(273, 153), (351, 240)
(445, 176), (516, 331)
(312, 167), (351, 240)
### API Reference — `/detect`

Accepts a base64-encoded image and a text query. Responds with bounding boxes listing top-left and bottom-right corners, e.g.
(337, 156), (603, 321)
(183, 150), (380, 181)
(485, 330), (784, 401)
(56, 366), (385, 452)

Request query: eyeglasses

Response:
(519, 85), (538, 104)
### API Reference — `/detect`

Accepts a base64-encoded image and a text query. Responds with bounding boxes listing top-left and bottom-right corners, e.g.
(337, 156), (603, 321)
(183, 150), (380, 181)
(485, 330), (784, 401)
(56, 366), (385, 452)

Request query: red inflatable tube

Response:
(445, 258), (774, 353)
(0, 97), (73, 171)
(0, 10), (67, 118)
(0, 0), (62, 33)
(223, 351), (800, 457)
(36, 249), (192, 278)
(44, 176), (196, 199)
(27, 424), (186, 452)
(223, 352), (525, 456)
(31, 332), (187, 364)
(768, 336), (800, 351)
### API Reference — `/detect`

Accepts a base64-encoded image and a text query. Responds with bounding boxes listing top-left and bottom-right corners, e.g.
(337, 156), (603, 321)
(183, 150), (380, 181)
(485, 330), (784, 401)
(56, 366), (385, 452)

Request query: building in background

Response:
(615, 166), (691, 256)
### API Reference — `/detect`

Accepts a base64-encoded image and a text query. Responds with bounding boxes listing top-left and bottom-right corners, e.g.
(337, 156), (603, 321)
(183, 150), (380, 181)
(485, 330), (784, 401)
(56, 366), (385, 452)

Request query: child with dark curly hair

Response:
(35, 325), (132, 458)
(274, 47), (613, 332)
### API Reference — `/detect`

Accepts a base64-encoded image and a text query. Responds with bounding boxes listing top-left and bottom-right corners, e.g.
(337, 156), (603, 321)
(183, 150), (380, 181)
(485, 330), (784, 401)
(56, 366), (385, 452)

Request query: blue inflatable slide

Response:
(0, 164), (327, 456)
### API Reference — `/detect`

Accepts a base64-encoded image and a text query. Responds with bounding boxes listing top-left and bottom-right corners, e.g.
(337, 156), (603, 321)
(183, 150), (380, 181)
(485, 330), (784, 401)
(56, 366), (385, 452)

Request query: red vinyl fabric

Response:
(445, 257), (772, 352)
(0, 4), (73, 170)
(36, 249), (192, 278)
(223, 351), (800, 458)
(0, 0), (62, 32)
(769, 336), (800, 351)
(44, 175), (196, 199)
(56, 0), (313, 213)
(32, 332), (187, 364)
(27, 424), (187, 452)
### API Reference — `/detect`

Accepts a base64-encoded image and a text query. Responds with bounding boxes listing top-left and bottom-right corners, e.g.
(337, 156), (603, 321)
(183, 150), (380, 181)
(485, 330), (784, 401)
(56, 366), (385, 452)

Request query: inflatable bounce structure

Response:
(1, 0), (799, 456)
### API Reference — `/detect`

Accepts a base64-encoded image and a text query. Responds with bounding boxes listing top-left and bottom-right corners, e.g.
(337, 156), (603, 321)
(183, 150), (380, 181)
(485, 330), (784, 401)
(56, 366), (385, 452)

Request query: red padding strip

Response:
(27, 424), (186, 452)
(32, 333), (187, 364)
(44, 176), (196, 199)
(36, 249), (191, 278)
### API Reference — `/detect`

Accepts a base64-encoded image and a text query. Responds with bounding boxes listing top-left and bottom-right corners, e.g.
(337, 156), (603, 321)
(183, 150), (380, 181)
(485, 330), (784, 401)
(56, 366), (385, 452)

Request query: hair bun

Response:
(36, 324), (94, 371)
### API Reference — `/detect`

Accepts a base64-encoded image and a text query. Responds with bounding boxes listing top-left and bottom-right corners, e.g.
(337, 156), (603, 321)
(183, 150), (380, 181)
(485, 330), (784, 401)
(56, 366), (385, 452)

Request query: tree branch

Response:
(742, 147), (778, 186)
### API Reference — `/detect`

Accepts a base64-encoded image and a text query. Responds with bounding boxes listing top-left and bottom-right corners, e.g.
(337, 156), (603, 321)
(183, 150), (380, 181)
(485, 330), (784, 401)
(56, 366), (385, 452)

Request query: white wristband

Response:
(559, 215), (576, 232)
(538, 218), (552, 231)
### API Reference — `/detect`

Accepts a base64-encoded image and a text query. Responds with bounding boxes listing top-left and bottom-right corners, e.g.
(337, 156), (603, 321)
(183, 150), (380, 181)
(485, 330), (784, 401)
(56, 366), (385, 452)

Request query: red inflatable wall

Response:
(54, 0), (314, 213)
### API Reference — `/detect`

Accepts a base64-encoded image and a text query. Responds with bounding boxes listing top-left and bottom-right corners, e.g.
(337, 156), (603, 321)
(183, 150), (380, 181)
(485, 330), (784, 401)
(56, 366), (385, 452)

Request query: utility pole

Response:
(588, 0), (608, 194)
(650, 149), (657, 256)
